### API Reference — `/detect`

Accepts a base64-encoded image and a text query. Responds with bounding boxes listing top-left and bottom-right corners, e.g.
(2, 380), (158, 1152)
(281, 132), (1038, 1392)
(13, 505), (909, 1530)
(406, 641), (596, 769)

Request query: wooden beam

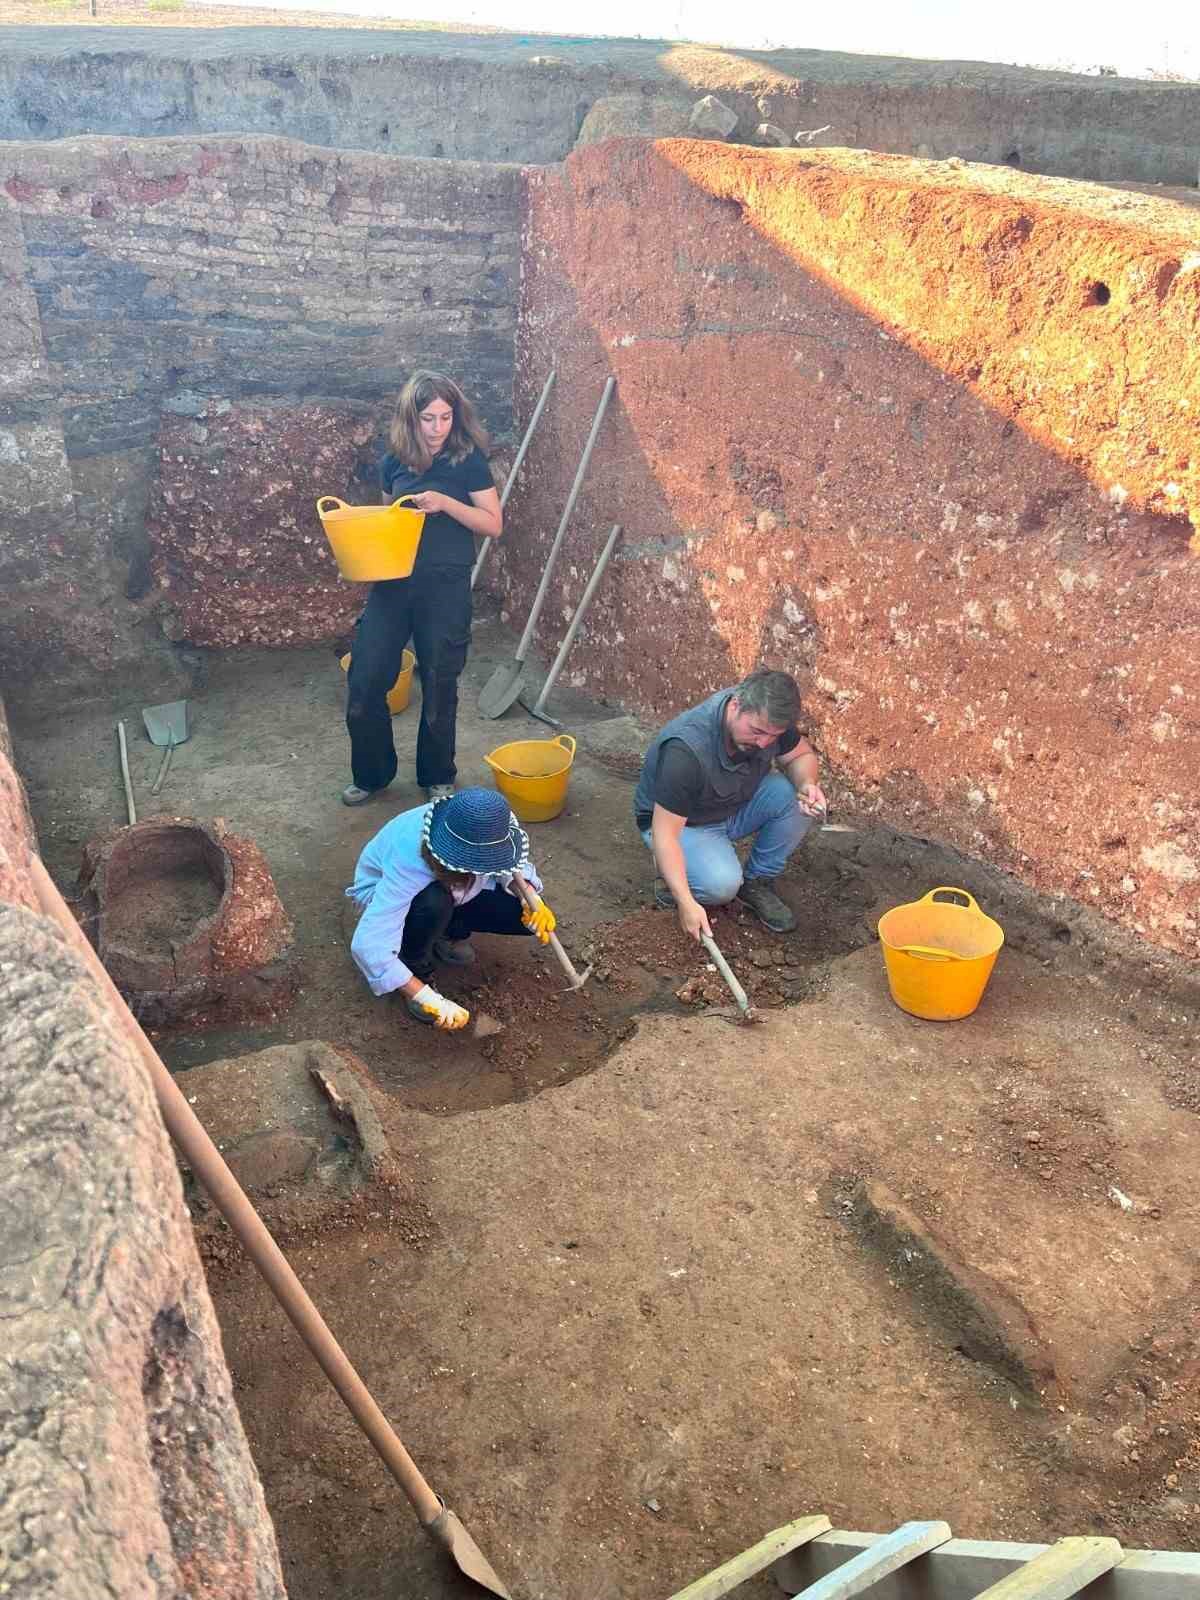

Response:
(787, 1522), (953, 1600)
(774, 1532), (1200, 1600)
(666, 1515), (832, 1600)
(971, 1538), (1122, 1600)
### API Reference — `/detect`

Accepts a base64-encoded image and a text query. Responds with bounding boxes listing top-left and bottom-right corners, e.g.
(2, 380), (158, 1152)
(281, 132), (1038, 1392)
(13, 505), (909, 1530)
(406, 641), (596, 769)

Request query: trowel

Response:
(142, 699), (191, 795)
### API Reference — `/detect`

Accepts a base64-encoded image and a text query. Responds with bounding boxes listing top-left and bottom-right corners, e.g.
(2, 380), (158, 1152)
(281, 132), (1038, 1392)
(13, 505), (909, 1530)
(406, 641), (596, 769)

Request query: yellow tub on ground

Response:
(317, 495), (425, 581)
(339, 649), (415, 716)
(484, 735), (576, 824)
(877, 886), (1004, 1021)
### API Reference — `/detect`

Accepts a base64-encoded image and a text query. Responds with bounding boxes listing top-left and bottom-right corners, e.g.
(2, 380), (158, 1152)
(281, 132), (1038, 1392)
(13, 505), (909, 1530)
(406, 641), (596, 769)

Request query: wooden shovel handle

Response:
(28, 854), (443, 1528)
(510, 871), (584, 986)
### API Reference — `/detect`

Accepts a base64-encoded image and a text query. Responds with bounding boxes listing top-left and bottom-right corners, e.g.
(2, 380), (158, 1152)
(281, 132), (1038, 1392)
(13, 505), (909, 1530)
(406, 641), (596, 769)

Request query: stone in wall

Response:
(0, 693), (37, 911)
(0, 135), (520, 709)
(1, 31), (1199, 185)
(0, 903), (287, 1599)
(149, 399), (376, 648)
(575, 94), (692, 147)
(505, 140), (1200, 958)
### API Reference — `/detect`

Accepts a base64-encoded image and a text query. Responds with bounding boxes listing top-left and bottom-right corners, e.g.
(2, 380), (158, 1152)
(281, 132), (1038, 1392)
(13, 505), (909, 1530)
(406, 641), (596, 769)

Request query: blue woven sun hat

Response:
(423, 787), (529, 877)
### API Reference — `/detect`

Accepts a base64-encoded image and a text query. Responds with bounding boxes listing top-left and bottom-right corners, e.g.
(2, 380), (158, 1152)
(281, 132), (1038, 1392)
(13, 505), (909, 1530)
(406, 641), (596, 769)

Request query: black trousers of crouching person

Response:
(400, 882), (530, 980)
(346, 566), (472, 793)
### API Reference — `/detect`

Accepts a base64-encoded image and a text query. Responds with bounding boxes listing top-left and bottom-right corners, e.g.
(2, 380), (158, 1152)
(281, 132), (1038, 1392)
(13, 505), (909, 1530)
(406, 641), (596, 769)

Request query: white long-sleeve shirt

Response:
(346, 803), (542, 996)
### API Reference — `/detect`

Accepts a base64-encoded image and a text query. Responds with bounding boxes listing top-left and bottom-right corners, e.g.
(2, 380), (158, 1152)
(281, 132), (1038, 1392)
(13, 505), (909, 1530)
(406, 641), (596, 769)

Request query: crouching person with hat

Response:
(346, 787), (556, 1029)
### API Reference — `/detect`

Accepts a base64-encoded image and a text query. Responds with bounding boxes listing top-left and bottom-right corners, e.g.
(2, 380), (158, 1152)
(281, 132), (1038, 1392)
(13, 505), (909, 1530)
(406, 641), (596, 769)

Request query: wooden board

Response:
(774, 1532), (1200, 1600)
(667, 1515), (832, 1600)
(789, 1522), (953, 1600)
(972, 1538), (1122, 1600)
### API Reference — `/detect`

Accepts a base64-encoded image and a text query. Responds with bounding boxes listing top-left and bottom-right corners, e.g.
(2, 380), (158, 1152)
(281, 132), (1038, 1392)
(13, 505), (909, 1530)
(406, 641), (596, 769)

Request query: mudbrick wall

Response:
(0, 687), (287, 1598)
(0, 133), (520, 714)
(500, 140), (1200, 959)
(1, 28), (1199, 184)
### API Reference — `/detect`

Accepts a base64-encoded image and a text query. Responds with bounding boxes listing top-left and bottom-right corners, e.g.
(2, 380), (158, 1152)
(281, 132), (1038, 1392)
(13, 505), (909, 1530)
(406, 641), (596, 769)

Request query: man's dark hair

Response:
(733, 669), (802, 728)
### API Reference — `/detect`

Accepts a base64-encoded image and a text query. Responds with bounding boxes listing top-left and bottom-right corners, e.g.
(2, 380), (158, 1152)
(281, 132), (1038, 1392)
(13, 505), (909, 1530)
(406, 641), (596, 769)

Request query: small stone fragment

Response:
(755, 123), (790, 147)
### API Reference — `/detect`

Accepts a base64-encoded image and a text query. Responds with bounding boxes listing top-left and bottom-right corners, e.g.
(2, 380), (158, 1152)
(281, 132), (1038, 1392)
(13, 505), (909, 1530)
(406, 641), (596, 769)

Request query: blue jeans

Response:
(639, 772), (814, 905)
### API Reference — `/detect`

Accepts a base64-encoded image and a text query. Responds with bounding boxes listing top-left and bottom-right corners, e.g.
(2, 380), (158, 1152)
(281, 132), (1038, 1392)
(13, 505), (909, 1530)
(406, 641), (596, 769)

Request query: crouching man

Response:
(633, 669), (826, 940)
(347, 787), (555, 1029)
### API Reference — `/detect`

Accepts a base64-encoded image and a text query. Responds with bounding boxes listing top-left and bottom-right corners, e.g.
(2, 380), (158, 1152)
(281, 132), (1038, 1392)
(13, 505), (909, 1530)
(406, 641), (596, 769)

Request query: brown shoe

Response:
(736, 877), (796, 933)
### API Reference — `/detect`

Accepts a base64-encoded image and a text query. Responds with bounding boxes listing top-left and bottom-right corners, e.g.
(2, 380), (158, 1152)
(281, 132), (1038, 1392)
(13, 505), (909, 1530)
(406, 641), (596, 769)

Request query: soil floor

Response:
(14, 624), (1200, 1600)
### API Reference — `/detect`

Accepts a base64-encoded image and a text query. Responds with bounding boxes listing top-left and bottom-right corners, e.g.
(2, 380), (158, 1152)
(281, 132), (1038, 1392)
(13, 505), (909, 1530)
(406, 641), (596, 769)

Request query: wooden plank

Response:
(773, 1533), (1200, 1600)
(666, 1515), (832, 1600)
(789, 1522), (953, 1600)
(971, 1538), (1123, 1600)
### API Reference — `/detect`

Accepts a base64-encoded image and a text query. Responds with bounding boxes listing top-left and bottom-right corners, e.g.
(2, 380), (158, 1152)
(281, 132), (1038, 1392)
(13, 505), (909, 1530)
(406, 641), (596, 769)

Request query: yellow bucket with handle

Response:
(340, 649), (415, 716)
(484, 735), (576, 824)
(317, 495), (425, 582)
(877, 886), (1004, 1020)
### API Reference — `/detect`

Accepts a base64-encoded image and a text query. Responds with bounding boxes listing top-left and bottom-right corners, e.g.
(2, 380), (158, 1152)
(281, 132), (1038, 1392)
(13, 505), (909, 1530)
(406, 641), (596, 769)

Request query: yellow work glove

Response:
(521, 894), (557, 944)
(411, 983), (470, 1031)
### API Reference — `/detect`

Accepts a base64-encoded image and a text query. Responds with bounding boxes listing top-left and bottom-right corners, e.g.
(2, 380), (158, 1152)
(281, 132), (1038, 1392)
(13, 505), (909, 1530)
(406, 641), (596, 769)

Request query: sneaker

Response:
(433, 937), (476, 967)
(423, 784), (455, 803)
(736, 877), (796, 934)
(653, 878), (676, 911)
(342, 783), (384, 807)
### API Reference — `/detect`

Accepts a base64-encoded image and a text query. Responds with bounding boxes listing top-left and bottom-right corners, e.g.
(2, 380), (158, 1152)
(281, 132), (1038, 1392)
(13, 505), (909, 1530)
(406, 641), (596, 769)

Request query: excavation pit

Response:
(75, 816), (299, 1029)
(13, 642), (1200, 1600)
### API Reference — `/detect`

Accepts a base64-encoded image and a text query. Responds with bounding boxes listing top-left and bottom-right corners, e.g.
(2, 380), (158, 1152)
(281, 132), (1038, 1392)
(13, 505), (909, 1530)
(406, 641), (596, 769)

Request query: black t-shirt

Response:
(379, 444), (494, 575)
(638, 728), (802, 829)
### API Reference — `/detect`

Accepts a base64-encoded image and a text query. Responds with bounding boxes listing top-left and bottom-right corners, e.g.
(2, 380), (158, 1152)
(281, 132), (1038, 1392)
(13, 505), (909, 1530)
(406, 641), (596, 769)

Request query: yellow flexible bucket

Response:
(877, 886), (1004, 1021)
(339, 648), (415, 716)
(317, 495), (426, 582)
(484, 735), (576, 824)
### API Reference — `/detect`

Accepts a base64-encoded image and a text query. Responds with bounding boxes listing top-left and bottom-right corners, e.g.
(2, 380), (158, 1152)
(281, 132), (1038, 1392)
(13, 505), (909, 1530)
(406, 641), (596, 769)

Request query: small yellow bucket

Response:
(484, 735), (576, 824)
(877, 886), (1004, 1021)
(317, 495), (426, 582)
(339, 649), (416, 716)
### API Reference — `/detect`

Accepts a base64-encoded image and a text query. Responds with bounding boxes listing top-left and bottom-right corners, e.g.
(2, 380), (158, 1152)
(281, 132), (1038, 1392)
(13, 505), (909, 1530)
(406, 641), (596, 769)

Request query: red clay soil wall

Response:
(501, 140), (1200, 959)
(0, 693), (287, 1598)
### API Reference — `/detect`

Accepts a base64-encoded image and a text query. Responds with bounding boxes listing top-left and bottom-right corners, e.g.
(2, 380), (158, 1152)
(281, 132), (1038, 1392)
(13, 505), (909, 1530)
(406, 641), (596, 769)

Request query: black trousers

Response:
(401, 882), (529, 979)
(346, 566), (472, 792)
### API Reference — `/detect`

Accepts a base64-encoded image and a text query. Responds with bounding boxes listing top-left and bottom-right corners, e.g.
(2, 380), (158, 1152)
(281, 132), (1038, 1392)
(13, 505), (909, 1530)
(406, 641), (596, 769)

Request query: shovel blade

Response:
(424, 1506), (512, 1599)
(142, 700), (191, 747)
(477, 662), (524, 721)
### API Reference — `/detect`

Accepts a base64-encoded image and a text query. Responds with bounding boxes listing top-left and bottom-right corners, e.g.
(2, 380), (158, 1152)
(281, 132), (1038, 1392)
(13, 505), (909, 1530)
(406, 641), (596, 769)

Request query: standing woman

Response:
(343, 370), (502, 806)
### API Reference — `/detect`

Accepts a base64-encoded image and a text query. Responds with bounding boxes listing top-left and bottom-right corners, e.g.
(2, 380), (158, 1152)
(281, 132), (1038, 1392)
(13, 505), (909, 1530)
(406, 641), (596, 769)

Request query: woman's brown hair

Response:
(420, 841), (474, 892)
(389, 370), (490, 474)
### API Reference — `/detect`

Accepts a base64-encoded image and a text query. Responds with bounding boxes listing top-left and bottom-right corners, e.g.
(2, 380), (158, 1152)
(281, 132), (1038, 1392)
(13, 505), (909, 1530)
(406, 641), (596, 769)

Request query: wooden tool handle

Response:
(511, 871), (583, 986)
(700, 932), (752, 1014)
(28, 854), (444, 1529)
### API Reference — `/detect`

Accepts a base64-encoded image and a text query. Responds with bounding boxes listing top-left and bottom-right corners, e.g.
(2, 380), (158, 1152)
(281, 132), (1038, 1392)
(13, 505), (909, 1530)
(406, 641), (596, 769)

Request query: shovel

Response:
(471, 368), (556, 590)
(511, 872), (592, 992)
(520, 523), (621, 728)
(478, 375), (616, 720)
(699, 931), (763, 1026)
(28, 855), (513, 1600)
(142, 699), (191, 796)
